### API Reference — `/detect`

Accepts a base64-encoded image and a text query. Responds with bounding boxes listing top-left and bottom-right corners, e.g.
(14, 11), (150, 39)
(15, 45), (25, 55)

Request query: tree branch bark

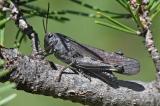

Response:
(132, 0), (160, 89)
(0, 0), (41, 54)
(1, 48), (160, 106)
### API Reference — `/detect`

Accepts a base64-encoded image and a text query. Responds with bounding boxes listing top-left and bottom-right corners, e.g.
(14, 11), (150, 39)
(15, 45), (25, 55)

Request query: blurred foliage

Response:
(0, 11), (16, 106)
(0, 82), (16, 106)
(1, 0), (160, 106)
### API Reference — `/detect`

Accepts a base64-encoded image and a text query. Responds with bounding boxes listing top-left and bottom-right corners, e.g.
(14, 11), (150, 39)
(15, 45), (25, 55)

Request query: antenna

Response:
(43, 3), (50, 34)
(42, 18), (46, 34)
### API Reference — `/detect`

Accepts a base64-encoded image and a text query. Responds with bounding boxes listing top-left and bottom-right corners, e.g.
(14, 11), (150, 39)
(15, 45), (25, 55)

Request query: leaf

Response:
(0, 94), (17, 106)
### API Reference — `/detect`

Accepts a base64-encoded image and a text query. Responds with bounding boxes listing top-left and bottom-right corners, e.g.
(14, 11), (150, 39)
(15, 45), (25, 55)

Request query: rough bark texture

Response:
(0, 48), (160, 106)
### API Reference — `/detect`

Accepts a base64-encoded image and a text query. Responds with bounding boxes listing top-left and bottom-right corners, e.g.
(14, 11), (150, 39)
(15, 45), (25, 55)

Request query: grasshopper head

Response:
(44, 32), (59, 54)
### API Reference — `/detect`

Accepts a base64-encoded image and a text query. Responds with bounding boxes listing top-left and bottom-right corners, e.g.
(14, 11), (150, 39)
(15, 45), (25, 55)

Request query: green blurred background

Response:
(2, 0), (160, 106)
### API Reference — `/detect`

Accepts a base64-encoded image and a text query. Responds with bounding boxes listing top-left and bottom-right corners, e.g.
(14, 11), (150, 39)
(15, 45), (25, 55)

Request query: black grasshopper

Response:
(43, 4), (140, 87)
(44, 33), (140, 86)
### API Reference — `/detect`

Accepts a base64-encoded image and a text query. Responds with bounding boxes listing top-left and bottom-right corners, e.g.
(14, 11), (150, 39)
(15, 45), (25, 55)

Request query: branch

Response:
(0, 0), (41, 54)
(0, 48), (160, 106)
(129, 0), (160, 89)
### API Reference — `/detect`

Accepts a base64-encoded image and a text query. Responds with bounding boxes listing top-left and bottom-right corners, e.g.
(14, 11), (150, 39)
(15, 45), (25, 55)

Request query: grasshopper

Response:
(44, 33), (140, 86)
(43, 4), (140, 87)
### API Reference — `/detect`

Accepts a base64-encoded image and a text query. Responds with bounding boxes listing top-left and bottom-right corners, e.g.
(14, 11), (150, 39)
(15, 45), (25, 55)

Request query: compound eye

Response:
(48, 34), (53, 38)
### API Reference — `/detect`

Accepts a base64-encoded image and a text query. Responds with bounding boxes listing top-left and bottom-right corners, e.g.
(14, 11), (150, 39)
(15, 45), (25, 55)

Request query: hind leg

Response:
(55, 61), (75, 82)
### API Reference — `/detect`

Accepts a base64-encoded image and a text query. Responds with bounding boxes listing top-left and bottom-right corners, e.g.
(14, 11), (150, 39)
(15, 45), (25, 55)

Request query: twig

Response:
(129, 0), (160, 89)
(0, 0), (41, 55)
